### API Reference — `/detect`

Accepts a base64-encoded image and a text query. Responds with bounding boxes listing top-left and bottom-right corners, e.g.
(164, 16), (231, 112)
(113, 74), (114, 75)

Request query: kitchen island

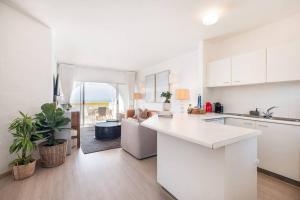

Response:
(141, 114), (261, 200)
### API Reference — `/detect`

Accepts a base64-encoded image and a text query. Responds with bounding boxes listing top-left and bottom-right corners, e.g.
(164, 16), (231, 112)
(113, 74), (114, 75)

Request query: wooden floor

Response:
(0, 148), (299, 200)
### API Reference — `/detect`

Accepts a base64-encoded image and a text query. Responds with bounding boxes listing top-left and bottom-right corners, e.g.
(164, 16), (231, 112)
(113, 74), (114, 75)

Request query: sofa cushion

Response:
(147, 111), (156, 118)
(127, 109), (157, 120)
(127, 109), (135, 118)
(139, 109), (149, 119)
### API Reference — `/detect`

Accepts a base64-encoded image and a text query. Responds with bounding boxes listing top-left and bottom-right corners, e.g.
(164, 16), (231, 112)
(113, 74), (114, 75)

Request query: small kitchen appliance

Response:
(205, 102), (212, 112)
(214, 102), (223, 113)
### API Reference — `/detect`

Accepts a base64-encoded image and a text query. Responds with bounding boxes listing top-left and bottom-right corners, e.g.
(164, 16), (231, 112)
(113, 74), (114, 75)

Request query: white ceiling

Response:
(5, 0), (300, 70)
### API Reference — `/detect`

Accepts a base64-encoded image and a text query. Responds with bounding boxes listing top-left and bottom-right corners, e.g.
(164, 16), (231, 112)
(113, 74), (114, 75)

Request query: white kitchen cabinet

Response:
(226, 118), (300, 181)
(206, 40), (300, 87)
(206, 58), (231, 87)
(267, 40), (300, 82)
(225, 118), (300, 181)
(256, 122), (300, 181)
(231, 50), (266, 85)
(225, 118), (256, 129)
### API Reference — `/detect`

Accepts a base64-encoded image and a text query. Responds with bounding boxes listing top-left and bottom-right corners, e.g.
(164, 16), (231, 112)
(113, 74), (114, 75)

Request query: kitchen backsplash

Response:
(205, 81), (300, 119)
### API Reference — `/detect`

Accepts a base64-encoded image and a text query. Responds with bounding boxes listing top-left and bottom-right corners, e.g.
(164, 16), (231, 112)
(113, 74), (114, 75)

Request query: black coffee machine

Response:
(214, 102), (223, 113)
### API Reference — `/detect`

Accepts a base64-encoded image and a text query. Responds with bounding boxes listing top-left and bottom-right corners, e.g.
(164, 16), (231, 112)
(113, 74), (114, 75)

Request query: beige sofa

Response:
(121, 110), (157, 159)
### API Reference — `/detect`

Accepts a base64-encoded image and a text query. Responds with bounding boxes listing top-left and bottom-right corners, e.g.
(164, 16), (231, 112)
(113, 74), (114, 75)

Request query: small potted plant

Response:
(161, 91), (172, 111)
(9, 112), (42, 180)
(35, 103), (71, 168)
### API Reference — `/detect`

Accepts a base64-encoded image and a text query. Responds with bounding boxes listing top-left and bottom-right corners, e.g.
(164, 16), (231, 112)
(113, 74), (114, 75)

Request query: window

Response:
(70, 82), (128, 126)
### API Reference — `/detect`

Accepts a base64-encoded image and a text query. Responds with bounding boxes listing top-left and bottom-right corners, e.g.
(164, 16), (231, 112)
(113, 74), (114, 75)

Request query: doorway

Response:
(70, 82), (128, 127)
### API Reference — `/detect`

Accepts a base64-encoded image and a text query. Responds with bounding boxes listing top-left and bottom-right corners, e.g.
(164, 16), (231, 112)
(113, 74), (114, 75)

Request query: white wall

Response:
(0, 3), (53, 174)
(137, 47), (203, 113)
(207, 82), (300, 118)
(204, 12), (300, 118)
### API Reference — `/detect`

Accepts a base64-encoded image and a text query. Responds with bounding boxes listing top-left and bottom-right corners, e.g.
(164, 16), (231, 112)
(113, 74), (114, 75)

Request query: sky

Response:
(70, 82), (116, 103)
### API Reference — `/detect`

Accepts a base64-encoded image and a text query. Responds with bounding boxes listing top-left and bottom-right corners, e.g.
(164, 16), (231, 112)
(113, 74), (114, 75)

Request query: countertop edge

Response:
(212, 131), (261, 149)
(142, 122), (214, 148)
(223, 115), (300, 126)
(141, 118), (261, 149)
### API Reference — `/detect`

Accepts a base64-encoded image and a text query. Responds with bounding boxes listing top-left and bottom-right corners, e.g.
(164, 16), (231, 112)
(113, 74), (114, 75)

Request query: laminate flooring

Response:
(0, 148), (299, 200)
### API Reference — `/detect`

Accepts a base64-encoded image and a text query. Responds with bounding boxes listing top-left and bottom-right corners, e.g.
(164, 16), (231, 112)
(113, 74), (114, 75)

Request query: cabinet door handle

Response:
(243, 122), (253, 126)
(234, 81), (241, 83)
(257, 124), (268, 128)
(223, 81), (230, 84)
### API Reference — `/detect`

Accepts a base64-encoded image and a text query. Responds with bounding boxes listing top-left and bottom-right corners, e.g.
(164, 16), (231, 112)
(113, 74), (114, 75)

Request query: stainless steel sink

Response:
(225, 113), (259, 118)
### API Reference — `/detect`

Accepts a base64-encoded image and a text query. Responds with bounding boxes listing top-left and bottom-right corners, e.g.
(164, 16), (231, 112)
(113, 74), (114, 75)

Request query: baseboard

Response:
(0, 170), (11, 179)
(258, 167), (300, 187)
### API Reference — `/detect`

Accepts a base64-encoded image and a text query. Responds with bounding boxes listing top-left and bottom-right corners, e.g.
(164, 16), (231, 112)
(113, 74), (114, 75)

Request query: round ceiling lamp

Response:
(202, 11), (219, 26)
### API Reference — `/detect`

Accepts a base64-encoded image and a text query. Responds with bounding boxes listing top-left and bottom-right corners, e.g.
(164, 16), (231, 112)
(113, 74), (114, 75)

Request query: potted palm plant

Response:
(161, 91), (172, 111)
(35, 103), (71, 168)
(9, 112), (42, 180)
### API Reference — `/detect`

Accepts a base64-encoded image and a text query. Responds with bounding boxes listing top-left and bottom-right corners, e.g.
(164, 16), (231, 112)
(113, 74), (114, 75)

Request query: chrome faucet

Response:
(262, 106), (277, 119)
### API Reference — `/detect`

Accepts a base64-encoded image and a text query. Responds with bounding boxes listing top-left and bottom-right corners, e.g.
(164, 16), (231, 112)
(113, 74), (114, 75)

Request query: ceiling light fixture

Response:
(202, 11), (219, 26)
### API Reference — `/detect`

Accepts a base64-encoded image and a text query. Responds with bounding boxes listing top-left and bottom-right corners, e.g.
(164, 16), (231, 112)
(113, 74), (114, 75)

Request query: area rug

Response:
(80, 127), (121, 154)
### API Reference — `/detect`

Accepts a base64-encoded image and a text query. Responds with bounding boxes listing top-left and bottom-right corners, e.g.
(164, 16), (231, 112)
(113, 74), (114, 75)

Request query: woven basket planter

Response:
(12, 160), (36, 180)
(38, 139), (67, 168)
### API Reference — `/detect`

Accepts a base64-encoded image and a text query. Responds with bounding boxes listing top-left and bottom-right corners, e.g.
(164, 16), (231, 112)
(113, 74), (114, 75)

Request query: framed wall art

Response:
(155, 70), (170, 102)
(145, 74), (156, 102)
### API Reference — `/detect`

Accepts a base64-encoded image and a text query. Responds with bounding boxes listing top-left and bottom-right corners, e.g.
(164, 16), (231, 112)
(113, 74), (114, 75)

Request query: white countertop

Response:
(141, 114), (260, 149)
(223, 114), (300, 126)
(183, 112), (300, 126)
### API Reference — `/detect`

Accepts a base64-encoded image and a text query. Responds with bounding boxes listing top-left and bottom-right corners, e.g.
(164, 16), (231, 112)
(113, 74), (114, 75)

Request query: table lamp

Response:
(175, 89), (190, 113)
(133, 92), (143, 109)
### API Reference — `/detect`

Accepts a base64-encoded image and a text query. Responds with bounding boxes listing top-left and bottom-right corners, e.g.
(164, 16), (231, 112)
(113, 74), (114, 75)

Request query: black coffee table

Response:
(95, 121), (121, 140)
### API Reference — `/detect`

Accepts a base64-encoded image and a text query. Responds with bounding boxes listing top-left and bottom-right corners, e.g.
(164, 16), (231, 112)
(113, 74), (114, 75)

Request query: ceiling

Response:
(5, 0), (300, 70)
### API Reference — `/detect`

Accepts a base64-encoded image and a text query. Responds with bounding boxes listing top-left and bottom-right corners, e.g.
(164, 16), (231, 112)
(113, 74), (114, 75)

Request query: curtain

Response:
(127, 71), (136, 109)
(59, 64), (75, 104)
(74, 66), (128, 84)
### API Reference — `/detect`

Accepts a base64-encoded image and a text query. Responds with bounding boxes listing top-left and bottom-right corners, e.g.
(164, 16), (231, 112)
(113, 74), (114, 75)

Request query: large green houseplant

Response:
(35, 103), (71, 167)
(9, 112), (42, 180)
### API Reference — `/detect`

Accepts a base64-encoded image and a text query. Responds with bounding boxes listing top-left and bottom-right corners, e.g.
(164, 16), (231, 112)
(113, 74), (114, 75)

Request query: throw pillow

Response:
(127, 109), (135, 118)
(139, 109), (149, 119)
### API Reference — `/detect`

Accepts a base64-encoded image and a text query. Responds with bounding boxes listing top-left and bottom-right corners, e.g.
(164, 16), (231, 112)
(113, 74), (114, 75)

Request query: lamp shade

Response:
(133, 92), (143, 100)
(175, 89), (190, 100)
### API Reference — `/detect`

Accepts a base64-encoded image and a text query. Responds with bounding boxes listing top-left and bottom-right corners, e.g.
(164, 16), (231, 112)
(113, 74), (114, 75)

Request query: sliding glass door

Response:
(70, 82), (128, 126)
(83, 82), (117, 125)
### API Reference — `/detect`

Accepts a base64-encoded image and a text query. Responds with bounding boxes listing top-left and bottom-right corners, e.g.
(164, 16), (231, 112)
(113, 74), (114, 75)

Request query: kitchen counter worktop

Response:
(223, 113), (300, 126)
(141, 114), (260, 149)
(186, 112), (300, 126)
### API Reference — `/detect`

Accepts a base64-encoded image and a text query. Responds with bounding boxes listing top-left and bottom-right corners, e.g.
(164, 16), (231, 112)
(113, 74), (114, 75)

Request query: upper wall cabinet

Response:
(267, 40), (300, 83)
(206, 58), (231, 87)
(206, 40), (300, 88)
(231, 49), (267, 85)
